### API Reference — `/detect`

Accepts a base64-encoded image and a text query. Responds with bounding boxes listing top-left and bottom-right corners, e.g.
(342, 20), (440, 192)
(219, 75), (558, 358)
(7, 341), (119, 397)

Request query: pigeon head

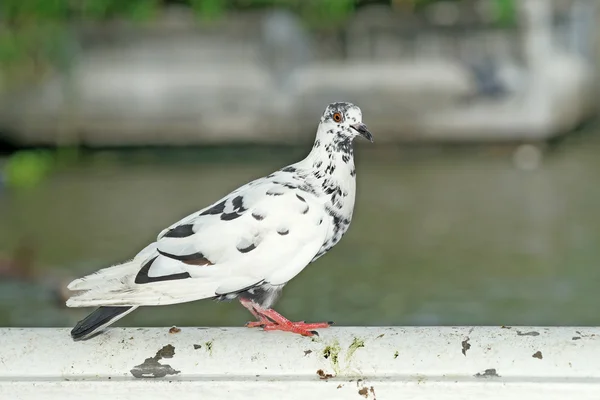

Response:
(320, 102), (373, 143)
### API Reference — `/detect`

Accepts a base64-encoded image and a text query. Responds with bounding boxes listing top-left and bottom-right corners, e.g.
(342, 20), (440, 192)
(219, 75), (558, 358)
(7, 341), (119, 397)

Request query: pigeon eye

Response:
(332, 113), (343, 123)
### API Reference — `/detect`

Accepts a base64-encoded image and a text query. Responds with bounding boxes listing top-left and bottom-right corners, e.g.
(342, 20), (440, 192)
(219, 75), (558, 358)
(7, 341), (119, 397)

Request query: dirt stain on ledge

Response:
(516, 331), (540, 337)
(461, 338), (471, 356)
(130, 344), (180, 379)
(205, 340), (214, 356)
(358, 386), (377, 399)
(317, 369), (333, 380)
(474, 368), (500, 378)
(347, 337), (365, 360)
(323, 340), (341, 373)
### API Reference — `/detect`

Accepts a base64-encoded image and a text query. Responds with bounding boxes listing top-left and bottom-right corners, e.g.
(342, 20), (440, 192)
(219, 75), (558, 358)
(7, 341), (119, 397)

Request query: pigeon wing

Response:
(67, 178), (330, 307)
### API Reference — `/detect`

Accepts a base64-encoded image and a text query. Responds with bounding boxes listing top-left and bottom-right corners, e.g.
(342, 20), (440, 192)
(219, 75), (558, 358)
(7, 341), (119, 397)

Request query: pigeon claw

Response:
(245, 321), (266, 328)
(240, 298), (331, 337)
(246, 320), (331, 336)
(261, 321), (330, 336)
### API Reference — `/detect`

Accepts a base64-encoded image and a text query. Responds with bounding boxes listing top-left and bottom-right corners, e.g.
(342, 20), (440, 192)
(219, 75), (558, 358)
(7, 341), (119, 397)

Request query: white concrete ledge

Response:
(1, 327), (599, 399)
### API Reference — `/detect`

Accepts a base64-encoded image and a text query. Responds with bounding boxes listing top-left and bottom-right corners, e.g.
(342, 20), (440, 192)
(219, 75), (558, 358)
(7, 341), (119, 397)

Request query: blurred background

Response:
(1, 0), (599, 330)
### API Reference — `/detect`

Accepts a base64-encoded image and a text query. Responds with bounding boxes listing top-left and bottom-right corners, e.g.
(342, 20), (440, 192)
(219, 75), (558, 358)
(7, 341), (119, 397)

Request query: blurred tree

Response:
(0, 0), (354, 88)
(0, 0), (516, 89)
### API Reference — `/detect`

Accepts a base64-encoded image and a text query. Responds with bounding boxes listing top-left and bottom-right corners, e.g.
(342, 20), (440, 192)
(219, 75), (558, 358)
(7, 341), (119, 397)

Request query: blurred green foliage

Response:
(4, 149), (54, 189)
(0, 0), (517, 89)
(493, 0), (517, 27)
(2, 0), (358, 88)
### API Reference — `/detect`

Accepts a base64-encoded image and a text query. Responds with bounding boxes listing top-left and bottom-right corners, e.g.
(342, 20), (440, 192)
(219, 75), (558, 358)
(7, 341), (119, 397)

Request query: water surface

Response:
(1, 135), (599, 328)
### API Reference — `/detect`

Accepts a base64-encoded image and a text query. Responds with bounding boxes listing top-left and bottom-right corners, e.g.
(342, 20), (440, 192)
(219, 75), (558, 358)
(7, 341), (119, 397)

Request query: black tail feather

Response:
(71, 306), (133, 341)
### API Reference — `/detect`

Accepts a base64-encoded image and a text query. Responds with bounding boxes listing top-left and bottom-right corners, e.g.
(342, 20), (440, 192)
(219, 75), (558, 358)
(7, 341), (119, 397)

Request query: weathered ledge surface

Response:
(0, 326), (598, 399)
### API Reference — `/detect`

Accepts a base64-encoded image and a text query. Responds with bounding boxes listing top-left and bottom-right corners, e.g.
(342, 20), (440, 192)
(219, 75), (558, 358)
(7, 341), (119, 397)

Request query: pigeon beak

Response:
(351, 123), (374, 143)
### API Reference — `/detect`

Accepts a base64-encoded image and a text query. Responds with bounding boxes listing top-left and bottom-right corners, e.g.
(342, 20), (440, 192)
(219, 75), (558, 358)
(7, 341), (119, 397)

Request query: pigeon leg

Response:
(240, 298), (271, 328)
(240, 298), (331, 336)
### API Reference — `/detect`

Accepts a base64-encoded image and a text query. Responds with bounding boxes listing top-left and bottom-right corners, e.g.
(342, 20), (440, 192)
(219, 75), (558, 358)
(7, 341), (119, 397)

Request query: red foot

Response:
(245, 318), (270, 328)
(262, 321), (330, 336)
(240, 298), (332, 336)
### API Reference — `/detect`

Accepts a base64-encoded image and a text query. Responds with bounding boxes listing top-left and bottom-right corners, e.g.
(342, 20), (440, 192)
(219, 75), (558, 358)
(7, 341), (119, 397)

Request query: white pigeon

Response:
(67, 102), (373, 340)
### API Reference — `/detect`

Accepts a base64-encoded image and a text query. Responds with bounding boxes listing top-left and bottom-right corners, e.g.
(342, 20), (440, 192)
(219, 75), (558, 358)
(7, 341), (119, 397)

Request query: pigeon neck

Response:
(306, 127), (355, 169)
(301, 129), (357, 213)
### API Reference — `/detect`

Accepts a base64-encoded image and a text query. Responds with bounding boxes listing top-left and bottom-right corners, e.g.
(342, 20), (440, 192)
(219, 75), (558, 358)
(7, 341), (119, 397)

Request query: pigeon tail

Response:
(71, 306), (137, 341)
